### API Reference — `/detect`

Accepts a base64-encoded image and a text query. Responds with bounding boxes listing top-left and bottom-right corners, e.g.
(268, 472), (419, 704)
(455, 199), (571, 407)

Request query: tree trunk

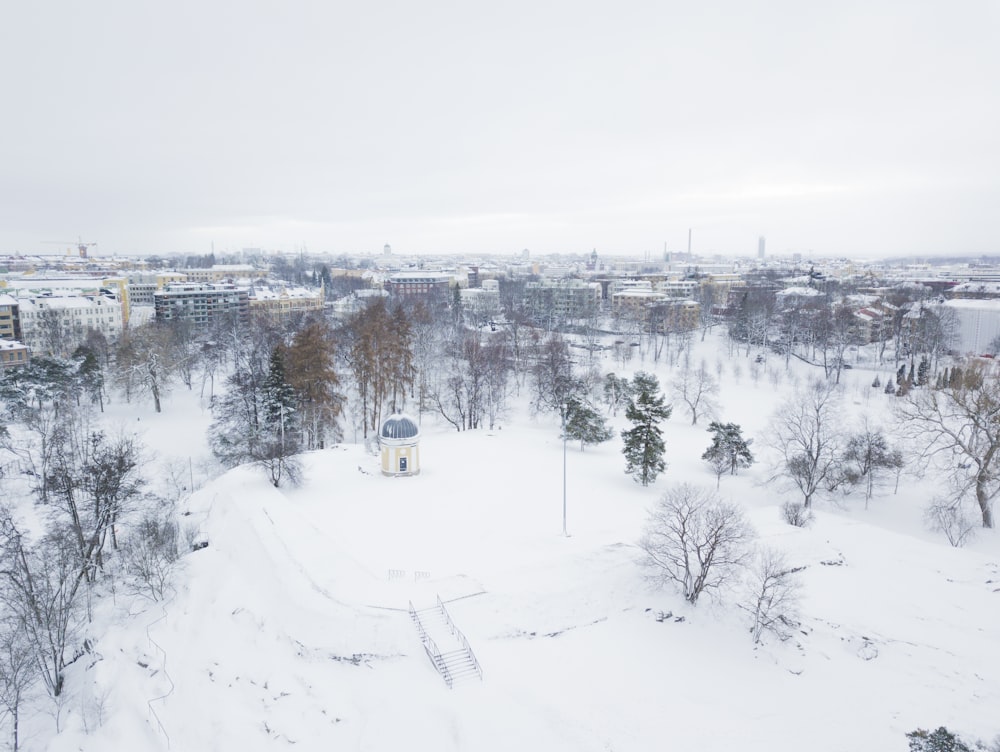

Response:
(976, 474), (995, 528)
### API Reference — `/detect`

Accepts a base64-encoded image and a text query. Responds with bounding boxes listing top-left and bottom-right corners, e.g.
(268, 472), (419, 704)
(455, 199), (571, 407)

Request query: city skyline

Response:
(2, 1), (998, 258)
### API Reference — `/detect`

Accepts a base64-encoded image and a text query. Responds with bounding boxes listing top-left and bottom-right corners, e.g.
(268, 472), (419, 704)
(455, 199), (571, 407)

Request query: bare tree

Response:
(896, 361), (1000, 528)
(602, 373), (633, 417)
(114, 323), (176, 413)
(638, 484), (755, 604)
(531, 333), (576, 416)
(672, 357), (719, 425)
(0, 614), (36, 751)
(924, 495), (977, 547)
(768, 379), (842, 508)
(741, 547), (802, 644)
(0, 510), (83, 700)
(122, 511), (181, 601)
(45, 424), (146, 581)
(482, 336), (512, 430)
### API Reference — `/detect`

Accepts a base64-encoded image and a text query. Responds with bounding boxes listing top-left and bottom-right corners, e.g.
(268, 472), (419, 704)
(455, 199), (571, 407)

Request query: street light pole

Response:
(562, 403), (568, 537)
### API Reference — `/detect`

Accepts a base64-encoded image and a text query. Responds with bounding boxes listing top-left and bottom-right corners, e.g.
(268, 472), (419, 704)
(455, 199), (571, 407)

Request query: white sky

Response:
(2, 1), (998, 258)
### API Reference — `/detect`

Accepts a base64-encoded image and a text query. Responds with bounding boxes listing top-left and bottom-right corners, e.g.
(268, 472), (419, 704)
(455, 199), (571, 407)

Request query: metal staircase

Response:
(409, 596), (483, 688)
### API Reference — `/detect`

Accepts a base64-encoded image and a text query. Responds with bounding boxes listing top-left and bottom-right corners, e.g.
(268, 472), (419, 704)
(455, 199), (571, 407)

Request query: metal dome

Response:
(380, 414), (419, 440)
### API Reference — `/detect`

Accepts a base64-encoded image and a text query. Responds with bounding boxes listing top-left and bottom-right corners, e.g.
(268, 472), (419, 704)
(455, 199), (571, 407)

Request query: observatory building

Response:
(379, 414), (420, 476)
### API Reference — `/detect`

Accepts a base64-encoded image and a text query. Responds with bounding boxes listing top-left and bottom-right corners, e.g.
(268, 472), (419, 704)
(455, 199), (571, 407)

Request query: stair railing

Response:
(410, 600), (453, 687)
(436, 596), (483, 680)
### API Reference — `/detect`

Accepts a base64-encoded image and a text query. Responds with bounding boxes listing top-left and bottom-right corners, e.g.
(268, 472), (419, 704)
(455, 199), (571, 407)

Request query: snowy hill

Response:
(31, 337), (1000, 751)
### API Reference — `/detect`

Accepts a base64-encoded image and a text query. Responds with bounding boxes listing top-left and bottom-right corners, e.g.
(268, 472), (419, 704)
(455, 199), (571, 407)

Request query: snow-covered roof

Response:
(950, 281), (1000, 296)
(776, 286), (821, 297)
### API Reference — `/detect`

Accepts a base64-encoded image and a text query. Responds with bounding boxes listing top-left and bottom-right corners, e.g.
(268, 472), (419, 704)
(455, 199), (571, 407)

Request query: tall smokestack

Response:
(687, 228), (692, 255)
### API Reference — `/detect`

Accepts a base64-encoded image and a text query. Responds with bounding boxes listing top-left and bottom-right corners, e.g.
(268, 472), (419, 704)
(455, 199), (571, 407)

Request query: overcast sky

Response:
(1, 1), (998, 259)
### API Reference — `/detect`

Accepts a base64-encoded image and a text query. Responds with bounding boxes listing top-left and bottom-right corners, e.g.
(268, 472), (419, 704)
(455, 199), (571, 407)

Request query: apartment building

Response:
(0, 339), (30, 369)
(17, 293), (124, 356)
(153, 283), (250, 328)
(249, 284), (324, 320)
(523, 279), (601, 325)
(0, 294), (22, 341)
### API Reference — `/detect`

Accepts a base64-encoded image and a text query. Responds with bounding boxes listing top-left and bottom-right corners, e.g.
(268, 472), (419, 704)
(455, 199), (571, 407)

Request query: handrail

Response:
(435, 596), (483, 680)
(408, 601), (427, 640)
(410, 600), (453, 687)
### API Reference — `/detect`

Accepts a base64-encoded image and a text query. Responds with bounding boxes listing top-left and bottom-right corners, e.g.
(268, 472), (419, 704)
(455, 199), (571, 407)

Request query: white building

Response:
(944, 299), (1000, 355)
(460, 285), (502, 324)
(17, 293), (124, 356)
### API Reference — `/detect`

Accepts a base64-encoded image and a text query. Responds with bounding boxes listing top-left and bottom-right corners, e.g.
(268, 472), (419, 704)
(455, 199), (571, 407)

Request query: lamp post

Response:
(562, 402), (568, 537)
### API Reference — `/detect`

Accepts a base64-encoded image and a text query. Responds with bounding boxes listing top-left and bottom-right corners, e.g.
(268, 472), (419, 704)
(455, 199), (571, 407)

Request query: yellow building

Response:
(249, 285), (324, 320)
(0, 340), (30, 369)
(379, 414), (420, 476)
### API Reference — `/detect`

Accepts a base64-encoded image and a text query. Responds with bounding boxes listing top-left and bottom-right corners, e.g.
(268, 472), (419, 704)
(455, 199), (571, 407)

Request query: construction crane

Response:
(42, 237), (97, 258)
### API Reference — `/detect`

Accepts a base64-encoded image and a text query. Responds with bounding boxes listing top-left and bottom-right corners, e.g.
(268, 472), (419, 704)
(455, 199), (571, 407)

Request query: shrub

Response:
(781, 501), (814, 528)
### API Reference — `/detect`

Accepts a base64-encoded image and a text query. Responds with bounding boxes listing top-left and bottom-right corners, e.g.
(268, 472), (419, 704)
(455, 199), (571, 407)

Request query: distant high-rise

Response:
(758, 236), (766, 259)
(383, 243), (392, 256)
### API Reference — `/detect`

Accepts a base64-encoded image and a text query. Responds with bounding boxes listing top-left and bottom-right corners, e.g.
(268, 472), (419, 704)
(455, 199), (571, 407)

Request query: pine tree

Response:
(917, 356), (930, 387)
(702, 422), (755, 483)
(906, 727), (973, 752)
(842, 425), (904, 508)
(258, 347), (301, 487)
(621, 372), (672, 486)
(262, 346), (298, 430)
(896, 364), (907, 385)
(210, 346), (302, 487)
(563, 396), (613, 450)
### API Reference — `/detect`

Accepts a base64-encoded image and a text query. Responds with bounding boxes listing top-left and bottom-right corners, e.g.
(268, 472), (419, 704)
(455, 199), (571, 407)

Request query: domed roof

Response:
(380, 414), (419, 440)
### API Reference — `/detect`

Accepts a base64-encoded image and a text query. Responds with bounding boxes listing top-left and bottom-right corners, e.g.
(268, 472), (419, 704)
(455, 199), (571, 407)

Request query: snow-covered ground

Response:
(22, 332), (1000, 751)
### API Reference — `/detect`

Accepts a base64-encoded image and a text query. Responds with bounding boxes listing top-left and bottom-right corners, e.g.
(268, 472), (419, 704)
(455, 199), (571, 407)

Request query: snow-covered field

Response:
(27, 333), (1000, 751)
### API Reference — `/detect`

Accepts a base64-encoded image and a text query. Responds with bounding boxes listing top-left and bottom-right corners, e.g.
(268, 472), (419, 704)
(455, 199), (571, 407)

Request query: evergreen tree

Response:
(702, 422), (755, 483)
(841, 425), (904, 508)
(262, 346), (298, 439)
(884, 379), (896, 395)
(917, 356), (930, 387)
(210, 345), (302, 487)
(896, 364), (907, 385)
(906, 727), (973, 752)
(621, 372), (671, 486)
(563, 396), (613, 450)
(73, 344), (105, 411)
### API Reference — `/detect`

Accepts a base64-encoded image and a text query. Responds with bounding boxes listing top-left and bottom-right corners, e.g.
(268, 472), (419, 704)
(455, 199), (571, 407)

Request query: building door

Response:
(399, 456), (408, 473)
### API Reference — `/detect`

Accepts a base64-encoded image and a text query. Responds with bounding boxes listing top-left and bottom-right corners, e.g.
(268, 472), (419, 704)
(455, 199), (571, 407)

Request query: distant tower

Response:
(383, 243), (392, 256)
(687, 228), (692, 256)
(522, 248), (530, 260)
(758, 236), (766, 259)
